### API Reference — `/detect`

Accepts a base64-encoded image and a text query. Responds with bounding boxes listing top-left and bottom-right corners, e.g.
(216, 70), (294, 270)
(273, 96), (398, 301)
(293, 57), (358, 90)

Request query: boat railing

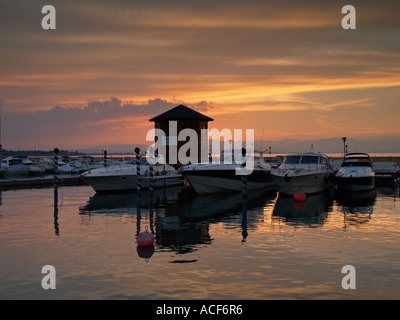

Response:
(274, 162), (331, 174)
(99, 161), (172, 176)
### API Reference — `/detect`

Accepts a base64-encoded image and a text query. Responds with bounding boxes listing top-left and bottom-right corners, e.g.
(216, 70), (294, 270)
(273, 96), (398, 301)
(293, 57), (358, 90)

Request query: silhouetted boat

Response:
(335, 153), (375, 192)
(373, 160), (400, 185)
(180, 161), (275, 194)
(1, 157), (30, 175)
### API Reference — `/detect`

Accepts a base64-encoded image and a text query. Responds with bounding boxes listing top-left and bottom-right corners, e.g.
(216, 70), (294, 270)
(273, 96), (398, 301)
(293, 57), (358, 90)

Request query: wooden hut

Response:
(149, 104), (213, 166)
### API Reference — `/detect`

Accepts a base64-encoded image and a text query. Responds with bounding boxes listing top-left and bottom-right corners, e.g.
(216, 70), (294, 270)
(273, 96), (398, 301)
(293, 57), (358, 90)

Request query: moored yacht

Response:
(80, 160), (183, 193)
(180, 161), (275, 195)
(34, 157), (65, 173)
(335, 153), (375, 192)
(271, 152), (332, 196)
(1, 157), (30, 175)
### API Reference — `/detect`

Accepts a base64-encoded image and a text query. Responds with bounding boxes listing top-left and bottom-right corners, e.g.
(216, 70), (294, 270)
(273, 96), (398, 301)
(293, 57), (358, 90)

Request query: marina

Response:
(0, 180), (399, 299)
(0, 147), (399, 300)
(0, 153), (398, 192)
(0, 103), (399, 302)
(2, 0), (400, 306)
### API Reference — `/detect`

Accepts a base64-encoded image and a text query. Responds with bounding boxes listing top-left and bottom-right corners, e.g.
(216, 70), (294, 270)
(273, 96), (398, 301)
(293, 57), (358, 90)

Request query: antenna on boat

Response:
(259, 127), (264, 151)
(257, 127), (265, 163)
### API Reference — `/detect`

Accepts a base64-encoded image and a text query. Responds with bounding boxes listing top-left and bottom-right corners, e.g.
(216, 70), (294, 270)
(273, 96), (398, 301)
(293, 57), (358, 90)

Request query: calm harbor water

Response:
(0, 183), (399, 300)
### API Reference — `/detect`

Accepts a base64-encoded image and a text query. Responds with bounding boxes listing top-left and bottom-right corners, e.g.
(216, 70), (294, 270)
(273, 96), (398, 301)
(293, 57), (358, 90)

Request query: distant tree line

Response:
(0, 149), (84, 158)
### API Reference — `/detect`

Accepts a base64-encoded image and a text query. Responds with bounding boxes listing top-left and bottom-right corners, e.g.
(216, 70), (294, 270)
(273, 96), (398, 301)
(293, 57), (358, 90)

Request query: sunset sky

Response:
(1, 0), (399, 150)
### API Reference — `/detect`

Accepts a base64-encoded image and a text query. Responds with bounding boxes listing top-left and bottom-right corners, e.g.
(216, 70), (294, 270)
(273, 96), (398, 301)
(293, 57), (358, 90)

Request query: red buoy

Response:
(137, 231), (155, 247)
(294, 191), (306, 202)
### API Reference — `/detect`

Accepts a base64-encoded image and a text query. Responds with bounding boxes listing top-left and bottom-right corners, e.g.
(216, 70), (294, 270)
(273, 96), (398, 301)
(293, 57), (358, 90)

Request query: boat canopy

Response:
(341, 153), (373, 167)
(2, 158), (24, 166)
(283, 154), (328, 165)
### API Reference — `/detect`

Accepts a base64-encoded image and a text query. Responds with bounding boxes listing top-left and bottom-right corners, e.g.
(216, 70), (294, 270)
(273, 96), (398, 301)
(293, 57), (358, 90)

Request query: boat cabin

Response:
(149, 104), (214, 167)
(282, 153), (329, 166)
(341, 153), (373, 167)
(2, 157), (24, 166)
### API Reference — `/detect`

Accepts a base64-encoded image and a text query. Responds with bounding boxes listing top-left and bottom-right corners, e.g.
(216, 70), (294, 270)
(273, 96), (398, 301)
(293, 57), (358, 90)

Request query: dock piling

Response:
(149, 163), (154, 193)
(241, 147), (248, 198)
(148, 146), (154, 194)
(53, 148), (59, 189)
(135, 147), (141, 194)
(53, 147), (59, 235)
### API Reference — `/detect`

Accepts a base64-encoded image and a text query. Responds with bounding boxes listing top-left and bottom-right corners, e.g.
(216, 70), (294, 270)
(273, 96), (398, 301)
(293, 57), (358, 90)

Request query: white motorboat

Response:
(335, 153), (375, 192)
(1, 157), (30, 175)
(271, 153), (332, 196)
(16, 155), (33, 165)
(27, 164), (46, 175)
(34, 157), (57, 172)
(80, 160), (183, 193)
(15, 156), (45, 175)
(0, 166), (7, 176)
(59, 156), (109, 174)
(58, 163), (81, 174)
(180, 161), (275, 195)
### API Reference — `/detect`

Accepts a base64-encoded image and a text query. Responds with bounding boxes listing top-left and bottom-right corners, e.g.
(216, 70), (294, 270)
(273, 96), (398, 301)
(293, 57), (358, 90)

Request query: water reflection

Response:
(242, 195), (248, 242)
(79, 186), (183, 214)
(272, 193), (333, 227)
(181, 188), (269, 221)
(54, 186), (59, 235)
(137, 246), (155, 261)
(3, 182), (398, 299)
(376, 185), (399, 198)
(79, 186), (276, 257)
(335, 189), (377, 228)
(136, 197), (156, 262)
(76, 184), (396, 262)
(150, 188), (275, 255)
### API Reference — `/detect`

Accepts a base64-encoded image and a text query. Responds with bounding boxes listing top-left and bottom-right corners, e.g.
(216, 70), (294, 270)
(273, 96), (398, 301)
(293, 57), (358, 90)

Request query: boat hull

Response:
(4, 165), (30, 175)
(83, 173), (183, 193)
(272, 172), (328, 196)
(183, 169), (275, 194)
(335, 176), (375, 192)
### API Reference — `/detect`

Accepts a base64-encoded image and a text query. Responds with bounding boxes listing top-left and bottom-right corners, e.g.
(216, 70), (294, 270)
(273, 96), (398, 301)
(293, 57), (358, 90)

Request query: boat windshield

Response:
(10, 159), (24, 166)
(342, 159), (372, 167)
(284, 155), (322, 165)
(124, 159), (149, 166)
(284, 156), (301, 164)
(300, 156), (320, 164)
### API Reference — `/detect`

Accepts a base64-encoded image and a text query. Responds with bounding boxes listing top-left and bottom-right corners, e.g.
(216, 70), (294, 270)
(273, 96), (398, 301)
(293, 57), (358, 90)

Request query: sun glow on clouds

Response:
(78, 2), (339, 30)
(0, 0), (400, 149)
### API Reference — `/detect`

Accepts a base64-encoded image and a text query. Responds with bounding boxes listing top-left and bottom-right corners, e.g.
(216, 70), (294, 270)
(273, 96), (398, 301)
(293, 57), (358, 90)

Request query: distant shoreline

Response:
(1, 149), (399, 163)
(22, 154), (400, 164)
